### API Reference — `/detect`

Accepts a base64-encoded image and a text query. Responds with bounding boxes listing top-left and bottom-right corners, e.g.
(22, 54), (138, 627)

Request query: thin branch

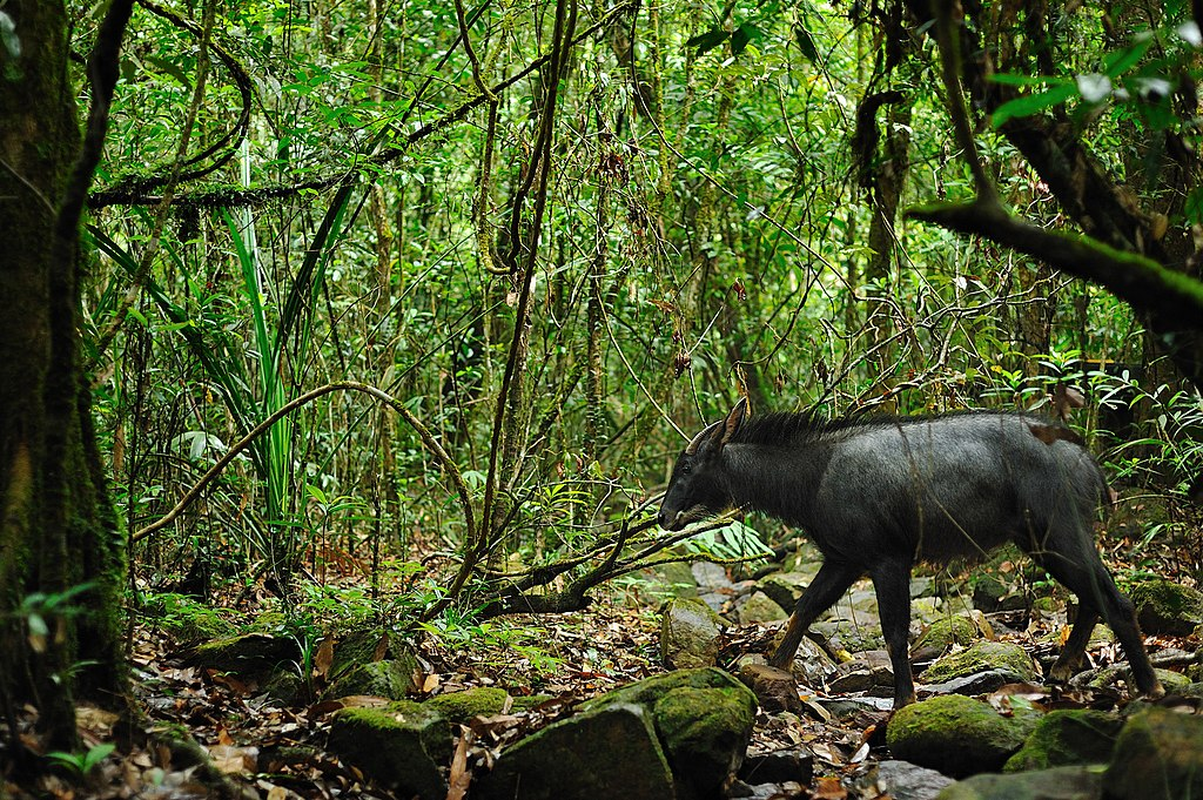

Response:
(133, 382), (475, 545)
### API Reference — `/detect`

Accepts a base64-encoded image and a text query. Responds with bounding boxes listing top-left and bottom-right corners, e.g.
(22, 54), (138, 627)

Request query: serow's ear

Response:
(718, 396), (750, 448)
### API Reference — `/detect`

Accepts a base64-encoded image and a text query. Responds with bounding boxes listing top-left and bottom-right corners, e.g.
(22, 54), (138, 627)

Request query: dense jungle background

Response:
(3, 0), (1203, 797)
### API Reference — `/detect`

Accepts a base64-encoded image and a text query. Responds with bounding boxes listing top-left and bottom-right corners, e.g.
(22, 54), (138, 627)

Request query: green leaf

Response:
(990, 73), (1064, 88)
(145, 56), (192, 88)
(1183, 187), (1203, 225)
(793, 22), (818, 62)
(731, 22), (762, 57)
(990, 82), (1078, 127)
(686, 28), (729, 56)
(1103, 32), (1154, 78)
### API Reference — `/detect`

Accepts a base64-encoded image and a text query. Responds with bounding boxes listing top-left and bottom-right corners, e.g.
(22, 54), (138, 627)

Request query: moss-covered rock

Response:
(426, 687), (510, 722)
(1003, 709), (1123, 772)
(654, 686), (756, 799)
(1069, 664), (1190, 696)
(737, 591), (788, 625)
(758, 572), (813, 612)
(581, 667), (753, 713)
(1128, 579), (1203, 636)
(1103, 706), (1203, 800)
(327, 702), (452, 799)
(326, 658), (418, 700)
(919, 641), (1038, 685)
(579, 668), (757, 797)
(188, 632), (301, 678)
(913, 613), (992, 659)
(937, 764), (1105, 800)
(660, 597), (723, 669)
(886, 694), (1040, 778)
(475, 703), (675, 800)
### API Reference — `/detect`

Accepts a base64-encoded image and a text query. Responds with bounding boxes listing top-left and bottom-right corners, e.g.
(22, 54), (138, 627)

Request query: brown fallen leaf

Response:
(446, 727), (473, 800)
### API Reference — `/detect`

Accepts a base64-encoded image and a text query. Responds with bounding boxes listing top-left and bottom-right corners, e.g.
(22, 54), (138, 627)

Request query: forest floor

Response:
(9, 498), (1203, 799)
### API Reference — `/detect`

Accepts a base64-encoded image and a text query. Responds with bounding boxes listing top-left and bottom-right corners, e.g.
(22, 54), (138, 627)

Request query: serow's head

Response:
(657, 398), (749, 531)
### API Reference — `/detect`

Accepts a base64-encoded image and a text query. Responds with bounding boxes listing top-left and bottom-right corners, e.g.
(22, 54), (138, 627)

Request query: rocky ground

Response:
(7, 517), (1203, 799)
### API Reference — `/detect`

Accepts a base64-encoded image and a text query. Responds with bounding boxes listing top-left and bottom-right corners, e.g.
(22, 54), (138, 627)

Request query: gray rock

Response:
(739, 748), (815, 786)
(1068, 664), (1190, 695)
(655, 685), (756, 798)
(325, 658), (419, 700)
(920, 669), (1030, 698)
(737, 591), (789, 625)
(864, 760), (956, 800)
(580, 668), (758, 798)
(692, 561), (730, 591)
(937, 765), (1104, 800)
(1129, 578), (1203, 636)
(919, 641), (1038, 685)
(661, 597), (723, 669)
(758, 572), (812, 611)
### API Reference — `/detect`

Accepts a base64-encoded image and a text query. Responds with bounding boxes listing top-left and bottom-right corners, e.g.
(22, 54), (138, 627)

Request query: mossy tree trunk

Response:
(0, 0), (126, 750)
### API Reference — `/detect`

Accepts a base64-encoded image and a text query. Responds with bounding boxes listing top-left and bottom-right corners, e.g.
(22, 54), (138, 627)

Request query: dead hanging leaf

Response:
(314, 637), (335, 679)
(446, 727), (473, 800)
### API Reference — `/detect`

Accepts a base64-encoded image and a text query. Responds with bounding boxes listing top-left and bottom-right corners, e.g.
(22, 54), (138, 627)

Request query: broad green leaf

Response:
(991, 82), (1078, 127)
(1103, 32), (1153, 77)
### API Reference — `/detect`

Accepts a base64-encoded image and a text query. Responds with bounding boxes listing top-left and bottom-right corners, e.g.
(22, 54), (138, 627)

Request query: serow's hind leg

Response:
(1048, 606), (1099, 683)
(1032, 536), (1164, 699)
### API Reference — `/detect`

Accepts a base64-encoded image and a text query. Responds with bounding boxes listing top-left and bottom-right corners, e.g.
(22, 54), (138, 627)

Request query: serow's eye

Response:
(680, 463), (692, 475)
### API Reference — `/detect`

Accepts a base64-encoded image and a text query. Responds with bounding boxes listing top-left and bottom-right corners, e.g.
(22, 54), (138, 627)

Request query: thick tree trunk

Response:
(0, 0), (125, 749)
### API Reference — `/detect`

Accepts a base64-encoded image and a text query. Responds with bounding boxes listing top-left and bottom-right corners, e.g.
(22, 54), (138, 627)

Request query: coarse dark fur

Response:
(658, 399), (1163, 708)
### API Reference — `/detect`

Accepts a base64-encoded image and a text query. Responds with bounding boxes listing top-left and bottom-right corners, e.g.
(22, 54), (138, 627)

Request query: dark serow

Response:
(658, 399), (1164, 709)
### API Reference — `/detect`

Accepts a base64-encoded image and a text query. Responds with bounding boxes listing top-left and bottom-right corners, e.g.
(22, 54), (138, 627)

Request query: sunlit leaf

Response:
(990, 82), (1078, 127)
(1103, 31), (1153, 77)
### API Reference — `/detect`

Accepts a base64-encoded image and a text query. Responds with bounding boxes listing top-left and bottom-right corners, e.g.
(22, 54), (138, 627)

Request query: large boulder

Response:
(1103, 706), (1203, 800)
(886, 695), (1040, 778)
(475, 703), (675, 800)
(655, 686), (756, 798)
(581, 668), (758, 799)
(581, 666), (753, 712)
(326, 702), (451, 800)
(911, 613), (992, 662)
(326, 658), (419, 700)
(661, 597), (724, 669)
(1004, 709), (1123, 772)
(1128, 579), (1203, 636)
